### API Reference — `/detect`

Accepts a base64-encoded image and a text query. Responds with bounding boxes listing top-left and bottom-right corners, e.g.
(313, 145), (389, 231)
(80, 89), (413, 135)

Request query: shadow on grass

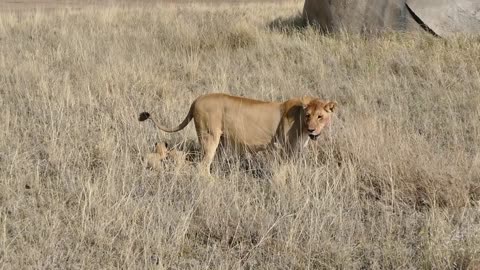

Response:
(267, 13), (308, 34)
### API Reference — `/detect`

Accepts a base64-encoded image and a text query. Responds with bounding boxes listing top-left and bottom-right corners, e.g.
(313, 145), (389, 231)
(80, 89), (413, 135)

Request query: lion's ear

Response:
(324, 101), (337, 112)
(301, 96), (313, 109)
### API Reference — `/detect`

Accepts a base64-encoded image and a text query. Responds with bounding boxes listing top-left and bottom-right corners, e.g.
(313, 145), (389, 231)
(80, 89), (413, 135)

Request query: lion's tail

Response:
(139, 105), (193, 133)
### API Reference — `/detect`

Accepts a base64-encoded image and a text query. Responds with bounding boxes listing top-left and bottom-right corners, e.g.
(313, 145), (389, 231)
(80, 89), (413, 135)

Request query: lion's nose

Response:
(307, 128), (315, 133)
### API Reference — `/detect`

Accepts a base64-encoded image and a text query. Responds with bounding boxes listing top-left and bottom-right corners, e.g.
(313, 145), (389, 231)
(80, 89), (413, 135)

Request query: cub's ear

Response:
(324, 101), (337, 112)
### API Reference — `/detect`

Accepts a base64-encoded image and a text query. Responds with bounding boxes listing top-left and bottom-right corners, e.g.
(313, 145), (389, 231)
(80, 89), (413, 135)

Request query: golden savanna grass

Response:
(1, 1), (480, 268)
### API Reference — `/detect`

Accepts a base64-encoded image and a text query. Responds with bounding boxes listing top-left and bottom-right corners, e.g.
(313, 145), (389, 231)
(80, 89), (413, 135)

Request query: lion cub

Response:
(145, 142), (185, 170)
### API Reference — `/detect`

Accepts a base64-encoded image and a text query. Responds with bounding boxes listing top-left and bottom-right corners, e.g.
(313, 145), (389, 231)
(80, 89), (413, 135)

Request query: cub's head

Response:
(153, 142), (169, 159)
(303, 99), (337, 140)
(145, 141), (170, 170)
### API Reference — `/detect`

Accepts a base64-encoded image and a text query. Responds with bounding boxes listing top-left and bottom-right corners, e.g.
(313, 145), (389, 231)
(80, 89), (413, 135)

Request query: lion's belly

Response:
(222, 123), (275, 146)
(222, 105), (281, 148)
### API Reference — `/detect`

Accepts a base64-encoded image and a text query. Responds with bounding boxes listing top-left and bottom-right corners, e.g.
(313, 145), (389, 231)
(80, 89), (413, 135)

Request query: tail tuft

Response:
(138, 112), (151, 122)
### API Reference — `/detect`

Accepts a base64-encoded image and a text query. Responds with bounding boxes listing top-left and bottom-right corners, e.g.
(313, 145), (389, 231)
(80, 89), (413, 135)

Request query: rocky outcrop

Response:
(303, 0), (480, 36)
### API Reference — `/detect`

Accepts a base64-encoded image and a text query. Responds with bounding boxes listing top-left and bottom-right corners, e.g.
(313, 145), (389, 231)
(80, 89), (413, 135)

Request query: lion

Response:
(139, 93), (337, 175)
(145, 142), (170, 171)
(145, 141), (189, 171)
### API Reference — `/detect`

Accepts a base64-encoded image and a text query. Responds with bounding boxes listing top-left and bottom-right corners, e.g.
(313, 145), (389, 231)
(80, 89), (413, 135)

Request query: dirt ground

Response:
(0, 0), (287, 11)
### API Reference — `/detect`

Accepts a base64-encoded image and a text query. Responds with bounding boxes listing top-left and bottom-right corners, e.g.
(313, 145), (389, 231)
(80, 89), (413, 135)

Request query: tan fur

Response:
(140, 93), (337, 175)
(145, 142), (188, 171)
(145, 142), (169, 170)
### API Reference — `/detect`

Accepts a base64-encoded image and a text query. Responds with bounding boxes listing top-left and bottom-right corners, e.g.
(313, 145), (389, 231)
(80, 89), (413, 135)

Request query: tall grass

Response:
(1, 1), (480, 268)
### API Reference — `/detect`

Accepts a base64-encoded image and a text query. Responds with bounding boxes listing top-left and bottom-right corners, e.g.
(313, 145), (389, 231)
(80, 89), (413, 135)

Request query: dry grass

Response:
(0, 0), (288, 11)
(1, 1), (480, 268)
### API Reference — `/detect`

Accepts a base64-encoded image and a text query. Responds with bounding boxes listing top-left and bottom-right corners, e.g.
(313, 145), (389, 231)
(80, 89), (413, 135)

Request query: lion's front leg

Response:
(302, 136), (310, 148)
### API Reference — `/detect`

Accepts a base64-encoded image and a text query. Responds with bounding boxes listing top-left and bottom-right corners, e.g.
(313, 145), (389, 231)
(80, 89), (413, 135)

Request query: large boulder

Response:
(406, 0), (480, 36)
(303, 0), (480, 36)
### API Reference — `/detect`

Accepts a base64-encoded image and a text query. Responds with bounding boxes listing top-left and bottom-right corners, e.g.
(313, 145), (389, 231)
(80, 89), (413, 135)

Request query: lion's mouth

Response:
(309, 134), (319, 140)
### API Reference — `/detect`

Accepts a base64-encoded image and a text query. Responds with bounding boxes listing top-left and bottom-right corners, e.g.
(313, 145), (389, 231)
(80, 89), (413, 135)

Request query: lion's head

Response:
(303, 99), (337, 140)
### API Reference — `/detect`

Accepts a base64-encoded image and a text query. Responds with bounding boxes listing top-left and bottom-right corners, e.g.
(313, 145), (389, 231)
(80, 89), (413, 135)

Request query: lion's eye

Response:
(305, 114), (310, 118)
(318, 115), (323, 119)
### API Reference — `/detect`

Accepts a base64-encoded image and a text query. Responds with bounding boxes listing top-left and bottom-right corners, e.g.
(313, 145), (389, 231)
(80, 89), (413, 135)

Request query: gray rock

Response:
(303, 0), (480, 36)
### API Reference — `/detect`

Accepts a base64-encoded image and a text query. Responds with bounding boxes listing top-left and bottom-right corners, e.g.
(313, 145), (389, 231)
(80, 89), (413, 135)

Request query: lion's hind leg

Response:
(194, 119), (222, 177)
(198, 131), (221, 176)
